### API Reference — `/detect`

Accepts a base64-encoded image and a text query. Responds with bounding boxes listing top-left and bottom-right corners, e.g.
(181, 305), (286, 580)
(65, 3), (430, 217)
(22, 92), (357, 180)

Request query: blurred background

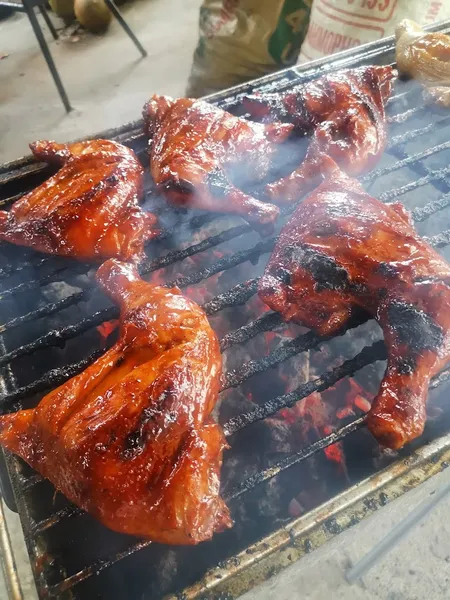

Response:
(2, 0), (449, 164)
(0, 0), (202, 163)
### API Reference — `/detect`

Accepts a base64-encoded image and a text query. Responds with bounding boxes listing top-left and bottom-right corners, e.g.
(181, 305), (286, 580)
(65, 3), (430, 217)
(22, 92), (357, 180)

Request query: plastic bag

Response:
(298, 0), (450, 63)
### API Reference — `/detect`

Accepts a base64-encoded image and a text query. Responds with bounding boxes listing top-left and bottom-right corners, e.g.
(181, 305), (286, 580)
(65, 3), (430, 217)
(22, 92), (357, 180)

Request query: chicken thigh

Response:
(144, 95), (293, 234)
(0, 259), (231, 544)
(258, 168), (450, 449)
(0, 140), (157, 261)
(244, 66), (395, 203)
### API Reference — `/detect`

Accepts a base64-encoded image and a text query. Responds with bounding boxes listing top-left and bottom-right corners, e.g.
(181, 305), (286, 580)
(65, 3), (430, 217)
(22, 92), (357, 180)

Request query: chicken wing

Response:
(244, 66), (395, 203)
(0, 140), (157, 261)
(0, 259), (231, 544)
(258, 168), (450, 449)
(144, 95), (294, 234)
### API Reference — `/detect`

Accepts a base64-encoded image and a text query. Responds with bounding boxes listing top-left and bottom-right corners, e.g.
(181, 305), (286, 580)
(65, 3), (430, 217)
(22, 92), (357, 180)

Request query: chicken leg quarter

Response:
(244, 66), (395, 203)
(0, 259), (231, 544)
(144, 95), (293, 234)
(0, 140), (158, 261)
(258, 169), (450, 449)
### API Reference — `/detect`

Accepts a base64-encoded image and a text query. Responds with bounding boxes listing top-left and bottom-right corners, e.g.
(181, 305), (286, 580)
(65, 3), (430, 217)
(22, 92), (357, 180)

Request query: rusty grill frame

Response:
(2, 20), (450, 599)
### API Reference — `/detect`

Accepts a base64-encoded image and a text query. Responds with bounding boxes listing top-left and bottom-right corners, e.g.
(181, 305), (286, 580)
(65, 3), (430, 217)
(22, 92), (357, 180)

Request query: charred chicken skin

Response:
(0, 259), (231, 544)
(144, 95), (294, 234)
(244, 66), (396, 203)
(259, 168), (450, 450)
(0, 140), (158, 261)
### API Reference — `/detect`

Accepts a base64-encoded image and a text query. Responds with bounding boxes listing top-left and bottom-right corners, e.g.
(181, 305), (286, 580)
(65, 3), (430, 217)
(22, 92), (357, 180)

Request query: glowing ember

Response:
(275, 375), (373, 499)
(97, 320), (119, 342)
(322, 425), (346, 473)
(331, 378), (373, 420)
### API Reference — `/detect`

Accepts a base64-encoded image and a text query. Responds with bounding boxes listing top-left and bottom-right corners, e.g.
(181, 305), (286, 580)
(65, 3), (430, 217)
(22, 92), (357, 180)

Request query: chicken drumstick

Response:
(258, 168), (450, 449)
(0, 259), (231, 544)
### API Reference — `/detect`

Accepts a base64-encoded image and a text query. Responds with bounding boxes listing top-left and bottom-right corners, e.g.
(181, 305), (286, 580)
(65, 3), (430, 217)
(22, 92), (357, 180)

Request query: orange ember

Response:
(322, 425), (346, 472)
(97, 320), (119, 342)
(354, 394), (371, 413)
(327, 378), (373, 420)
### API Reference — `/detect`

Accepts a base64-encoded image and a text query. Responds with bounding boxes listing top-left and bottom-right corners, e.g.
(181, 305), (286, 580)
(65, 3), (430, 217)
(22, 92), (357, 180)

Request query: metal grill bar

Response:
(0, 192), (27, 210)
(426, 229), (450, 248)
(32, 505), (83, 534)
(0, 308), (117, 370)
(388, 105), (424, 124)
(1, 349), (104, 405)
(413, 193), (450, 222)
(225, 418), (367, 501)
(0, 290), (89, 335)
(203, 278), (259, 315)
(362, 141), (450, 183)
(387, 118), (450, 150)
(222, 312), (367, 390)
(0, 263), (91, 300)
(226, 361), (450, 501)
(219, 312), (283, 352)
(224, 341), (385, 437)
(48, 539), (153, 596)
(0, 254), (56, 282)
(387, 137), (450, 202)
(380, 166), (450, 202)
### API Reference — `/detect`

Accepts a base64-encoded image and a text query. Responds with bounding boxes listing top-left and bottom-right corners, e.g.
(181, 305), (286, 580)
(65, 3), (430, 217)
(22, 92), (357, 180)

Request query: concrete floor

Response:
(241, 468), (450, 600)
(0, 0), (202, 163)
(1, 5), (450, 600)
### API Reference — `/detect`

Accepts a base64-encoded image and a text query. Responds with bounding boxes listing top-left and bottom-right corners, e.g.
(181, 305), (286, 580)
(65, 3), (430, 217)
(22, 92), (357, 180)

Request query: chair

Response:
(0, 0), (147, 112)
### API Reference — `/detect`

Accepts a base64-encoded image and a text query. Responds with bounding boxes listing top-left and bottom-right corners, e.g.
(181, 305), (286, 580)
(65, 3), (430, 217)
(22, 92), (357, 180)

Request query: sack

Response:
(298, 0), (450, 63)
(186, 0), (312, 97)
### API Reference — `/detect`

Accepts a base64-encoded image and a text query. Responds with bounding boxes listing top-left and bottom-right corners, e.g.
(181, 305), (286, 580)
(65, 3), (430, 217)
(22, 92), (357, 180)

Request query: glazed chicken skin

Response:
(259, 168), (450, 449)
(244, 66), (395, 203)
(0, 259), (231, 544)
(0, 140), (158, 261)
(144, 95), (293, 234)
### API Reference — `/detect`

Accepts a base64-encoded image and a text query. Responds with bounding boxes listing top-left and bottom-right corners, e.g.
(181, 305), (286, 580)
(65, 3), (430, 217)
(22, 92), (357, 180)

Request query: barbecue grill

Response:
(1, 20), (450, 600)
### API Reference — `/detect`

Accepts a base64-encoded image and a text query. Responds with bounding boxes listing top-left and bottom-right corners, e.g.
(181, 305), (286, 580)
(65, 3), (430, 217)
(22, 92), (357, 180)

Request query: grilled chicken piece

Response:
(0, 140), (157, 261)
(144, 95), (294, 234)
(244, 66), (395, 203)
(0, 260), (231, 544)
(258, 168), (450, 449)
(396, 19), (450, 107)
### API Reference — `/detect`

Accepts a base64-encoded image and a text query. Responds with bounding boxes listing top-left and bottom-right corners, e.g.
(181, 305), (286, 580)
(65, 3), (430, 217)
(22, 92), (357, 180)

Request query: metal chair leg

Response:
(25, 5), (72, 112)
(39, 5), (58, 41)
(103, 0), (147, 58)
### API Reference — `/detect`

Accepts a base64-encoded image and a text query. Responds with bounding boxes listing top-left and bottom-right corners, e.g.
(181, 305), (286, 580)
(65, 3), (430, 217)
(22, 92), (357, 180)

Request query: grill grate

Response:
(2, 24), (450, 600)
